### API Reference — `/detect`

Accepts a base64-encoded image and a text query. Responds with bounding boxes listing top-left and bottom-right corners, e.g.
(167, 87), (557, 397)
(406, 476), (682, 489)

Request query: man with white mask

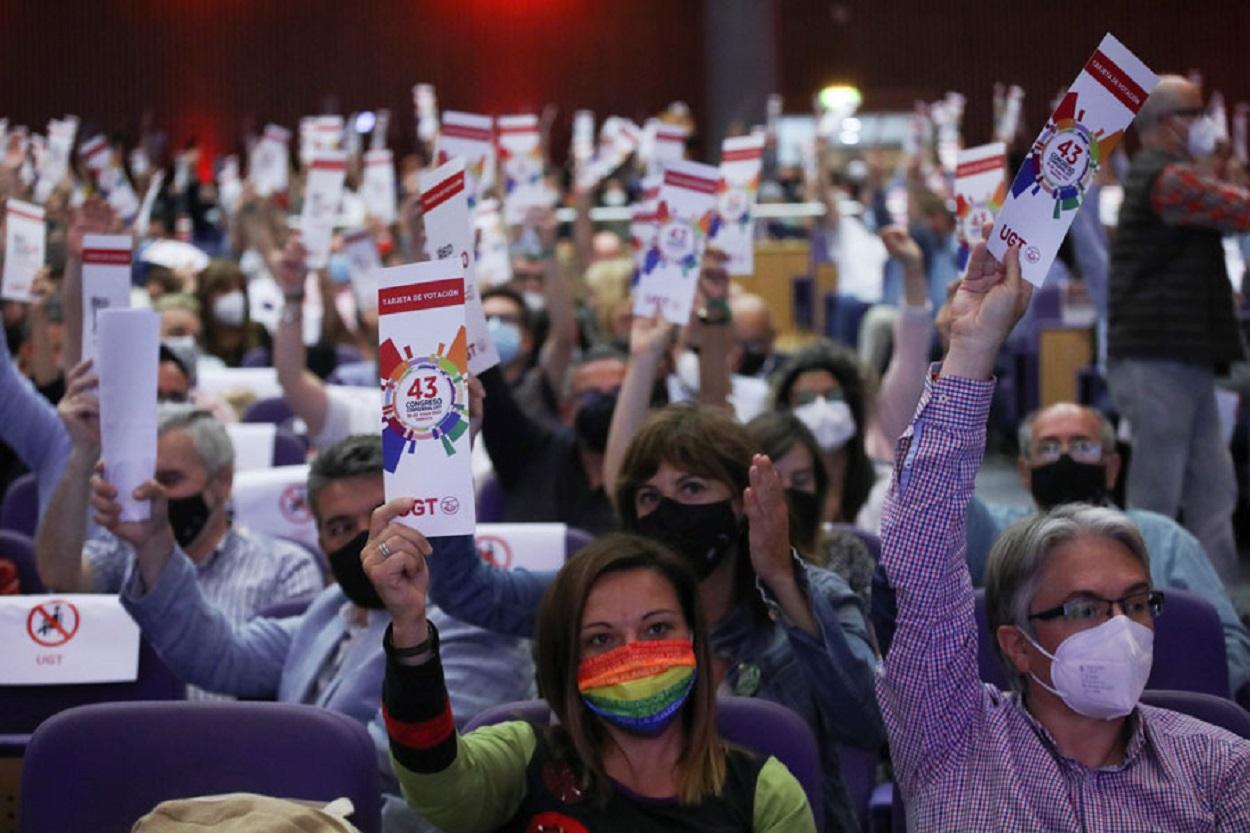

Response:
(1107, 74), (1250, 581)
(878, 235), (1250, 829)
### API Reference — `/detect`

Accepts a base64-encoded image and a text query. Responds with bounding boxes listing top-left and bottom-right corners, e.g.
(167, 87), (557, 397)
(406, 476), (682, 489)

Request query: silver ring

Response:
(377, 540), (392, 559)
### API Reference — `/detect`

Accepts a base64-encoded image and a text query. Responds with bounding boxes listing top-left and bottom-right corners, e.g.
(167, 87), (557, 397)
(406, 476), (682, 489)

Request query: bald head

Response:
(1136, 75), (1203, 151)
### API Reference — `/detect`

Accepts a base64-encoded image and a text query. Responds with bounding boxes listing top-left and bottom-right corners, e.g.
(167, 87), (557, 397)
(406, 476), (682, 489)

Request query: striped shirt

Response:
(876, 372), (1250, 831)
(85, 525), (323, 624)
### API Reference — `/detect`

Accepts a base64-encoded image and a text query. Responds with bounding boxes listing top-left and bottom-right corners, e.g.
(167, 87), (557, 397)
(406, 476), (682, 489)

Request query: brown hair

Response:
(534, 533), (726, 805)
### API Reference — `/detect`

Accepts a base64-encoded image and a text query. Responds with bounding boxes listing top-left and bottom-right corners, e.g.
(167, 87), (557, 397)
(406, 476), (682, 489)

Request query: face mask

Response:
(212, 290), (247, 327)
(522, 290), (547, 314)
(794, 397), (856, 452)
(167, 492), (214, 549)
(577, 639), (696, 736)
(631, 497), (740, 580)
(738, 347), (769, 377)
(602, 188), (628, 207)
(327, 530), (385, 609)
(1023, 615), (1153, 720)
(163, 335), (199, 353)
(676, 350), (701, 393)
(328, 253), (353, 285)
(487, 317), (522, 365)
(785, 488), (822, 549)
(573, 388), (619, 453)
(1187, 115), (1219, 160)
(1029, 455), (1108, 510)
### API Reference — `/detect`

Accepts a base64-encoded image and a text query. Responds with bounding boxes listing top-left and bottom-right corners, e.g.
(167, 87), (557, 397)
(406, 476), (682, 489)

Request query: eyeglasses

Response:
(1164, 106), (1205, 120)
(1033, 437), (1103, 465)
(793, 389), (844, 407)
(1028, 590), (1165, 626)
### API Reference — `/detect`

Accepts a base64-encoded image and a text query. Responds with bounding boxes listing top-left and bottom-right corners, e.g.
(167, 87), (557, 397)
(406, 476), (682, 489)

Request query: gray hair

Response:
(1016, 405), (1116, 461)
(157, 404), (235, 475)
(307, 434), (382, 520)
(983, 503), (1149, 692)
(1135, 74), (1189, 133)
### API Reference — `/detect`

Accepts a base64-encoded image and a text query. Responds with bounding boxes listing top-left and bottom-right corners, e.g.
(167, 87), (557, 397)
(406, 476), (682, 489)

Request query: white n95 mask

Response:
(794, 397), (857, 452)
(1025, 615), (1153, 720)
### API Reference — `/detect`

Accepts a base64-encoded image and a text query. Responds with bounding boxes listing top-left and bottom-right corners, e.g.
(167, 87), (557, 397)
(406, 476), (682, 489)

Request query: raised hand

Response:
(880, 225), (923, 272)
(628, 305), (676, 361)
(68, 198), (121, 257)
(743, 454), (792, 586)
(360, 498), (435, 645)
(59, 359), (102, 455)
(268, 236), (309, 299)
(89, 465), (172, 553)
(941, 226), (1033, 380)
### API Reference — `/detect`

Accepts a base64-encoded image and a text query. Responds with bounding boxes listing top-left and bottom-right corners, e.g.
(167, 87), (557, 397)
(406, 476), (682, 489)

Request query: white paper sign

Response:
(225, 422), (277, 471)
(251, 124), (291, 197)
(995, 85), (1024, 144)
(0, 595), (140, 684)
(649, 123), (688, 176)
(34, 116), (78, 204)
(1234, 103), (1248, 166)
(418, 158), (500, 374)
(437, 111), (494, 207)
(97, 164), (140, 221)
(195, 366), (282, 403)
(133, 170), (166, 238)
(474, 198), (511, 288)
(497, 114), (549, 225)
(231, 464), (319, 555)
(475, 523), (567, 572)
(79, 134), (110, 174)
(81, 233), (133, 362)
(377, 259), (475, 537)
(98, 308), (159, 522)
(989, 34), (1158, 285)
(954, 142), (1008, 264)
(362, 149), (397, 224)
(632, 161), (721, 324)
(2, 199), (46, 302)
(712, 134), (765, 276)
(342, 228), (382, 311)
(300, 152), (347, 269)
(218, 156), (242, 215)
(629, 200), (658, 290)
(415, 84), (439, 144)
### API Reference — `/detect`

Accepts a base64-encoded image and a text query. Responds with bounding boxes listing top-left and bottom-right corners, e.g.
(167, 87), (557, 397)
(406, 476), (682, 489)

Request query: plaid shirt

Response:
(876, 372), (1250, 831)
(1153, 163), (1250, 233)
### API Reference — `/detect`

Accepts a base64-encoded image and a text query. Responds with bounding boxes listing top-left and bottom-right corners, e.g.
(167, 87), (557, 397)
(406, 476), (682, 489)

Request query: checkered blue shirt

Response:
(876, 372), (1250, 831)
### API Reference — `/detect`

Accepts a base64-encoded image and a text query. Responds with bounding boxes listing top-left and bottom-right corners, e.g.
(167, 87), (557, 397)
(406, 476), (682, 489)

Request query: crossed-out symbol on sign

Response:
(26, 600), (80, 648)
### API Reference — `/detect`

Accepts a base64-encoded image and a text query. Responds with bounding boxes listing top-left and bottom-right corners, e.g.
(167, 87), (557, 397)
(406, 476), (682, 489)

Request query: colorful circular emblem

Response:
(382, 352), (466, 443)
(1025, 112), (1102, 215)
(657, 221), (696, 264)
(440, 496), (461, 516)
(719, 188), (750, 222)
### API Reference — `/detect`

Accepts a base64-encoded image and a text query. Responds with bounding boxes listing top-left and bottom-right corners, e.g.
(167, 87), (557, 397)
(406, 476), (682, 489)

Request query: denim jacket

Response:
(427, 534), (884, 833)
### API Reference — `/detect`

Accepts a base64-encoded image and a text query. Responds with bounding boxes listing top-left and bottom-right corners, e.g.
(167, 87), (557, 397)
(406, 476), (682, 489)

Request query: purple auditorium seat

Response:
(564, 527), (594, 559)
(1140, 690), (1250, 739)
(0, 472), (38, 537)
(239, 346), (271, 368)
(20, 701), (381, 833)
(476, 474), (508, 523)
(272, 426), (308, 464)
(465, 696), (826, 832)
(0, 529), (44, 593)
(973, 587), (1231, 699)
(242, 395), (296, 425)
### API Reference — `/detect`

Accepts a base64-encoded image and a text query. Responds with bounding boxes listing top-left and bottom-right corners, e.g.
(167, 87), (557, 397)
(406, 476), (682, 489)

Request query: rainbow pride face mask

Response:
(577, 639), (697, 736)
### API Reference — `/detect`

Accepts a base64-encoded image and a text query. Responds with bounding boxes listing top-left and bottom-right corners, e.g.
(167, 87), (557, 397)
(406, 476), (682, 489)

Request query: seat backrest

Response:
(973, 587), (1231, 698)
(242, 395), (296, 426)
(0, 639), (185, 736)
(564, 527), (594, 559)
(1140, 689), (1250, 739)
(0, 472), (38, 538)
(20, 700), (381, 833)
(476, 474), (508, 523)
(0, 529), (44, 594)
(464, 697), (825, 830)
(272, 426), (308, 465)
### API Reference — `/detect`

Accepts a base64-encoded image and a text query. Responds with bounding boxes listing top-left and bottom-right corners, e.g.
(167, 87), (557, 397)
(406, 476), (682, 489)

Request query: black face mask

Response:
(631, 497), (741, 579)
(327, 530), (385, 609)
(738, 348), (769, 377)
(573, 388), (619, 453)
(167, 493), (214, 549)
(1029, 455), (1108, 510)
(785, 488), (821, 549)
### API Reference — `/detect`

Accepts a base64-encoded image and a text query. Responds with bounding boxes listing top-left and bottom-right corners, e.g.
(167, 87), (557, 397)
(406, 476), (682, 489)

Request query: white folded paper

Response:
(225, 422), (278, 471)
(98, 308), (159, 522)
(80, 233), (133, 361)
(34, 115), (78, 204)
(2, 199), (46, 302)
(475, 523), (567, 572)
(989, 33), (1158, 285)
(437, 111), (494, 207)
(133, 170), (166, 238)
(418, 158), (500, 374)
(995, 85), (1024, 144)
(414, 84), (439, 144)
(648, 123), (688, 176)
(361, 148), (397, 224)
(195, 366), (283, 403)
(632, 161), (721, 324)
(954, 142), (1008, 265)
(342, 228), (382, 312)
(231, 464), (319, 555)
(712, 134), (765, 276)
(0, 595), (140, 684)
(377, 259), (475, 537)
(300, 152), (348, 269)
(474, 199), (511, 289)
(497, 114), (551, 225)
(250, 124), (291, 197)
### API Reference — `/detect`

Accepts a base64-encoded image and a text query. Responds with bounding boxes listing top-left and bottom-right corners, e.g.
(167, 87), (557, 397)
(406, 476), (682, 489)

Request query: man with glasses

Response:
(1107, 74), (1250, 581)
(960, 402), (1250, 702)
(878, 237), (1250, 829)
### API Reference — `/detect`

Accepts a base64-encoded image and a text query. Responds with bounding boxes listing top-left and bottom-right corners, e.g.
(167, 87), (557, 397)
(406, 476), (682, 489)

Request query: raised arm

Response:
(0, 325), (72, 521)
(876, 237), (1031, 791)
(602, 310), (675, 506)
(528, 206), (578, 397)
(1152, 163), (1250, 233)
(694, 250), (733, 410)
(269, 237), (331, 436)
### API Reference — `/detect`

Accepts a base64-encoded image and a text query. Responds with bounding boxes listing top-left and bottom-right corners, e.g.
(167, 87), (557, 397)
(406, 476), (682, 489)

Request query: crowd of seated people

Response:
(2, 69), (1250, 832)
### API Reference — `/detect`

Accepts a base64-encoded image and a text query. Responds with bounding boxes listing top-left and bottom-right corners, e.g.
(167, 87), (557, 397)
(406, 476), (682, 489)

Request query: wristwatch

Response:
(385, 620), (439, 659)
(697, 297), (732, 326)
(280, 303), (302, 325)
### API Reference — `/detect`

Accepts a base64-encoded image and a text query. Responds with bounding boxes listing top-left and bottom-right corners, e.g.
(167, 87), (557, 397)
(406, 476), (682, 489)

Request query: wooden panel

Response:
(1039, 326), (1094, 408)
(733, 241), (811, 338)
